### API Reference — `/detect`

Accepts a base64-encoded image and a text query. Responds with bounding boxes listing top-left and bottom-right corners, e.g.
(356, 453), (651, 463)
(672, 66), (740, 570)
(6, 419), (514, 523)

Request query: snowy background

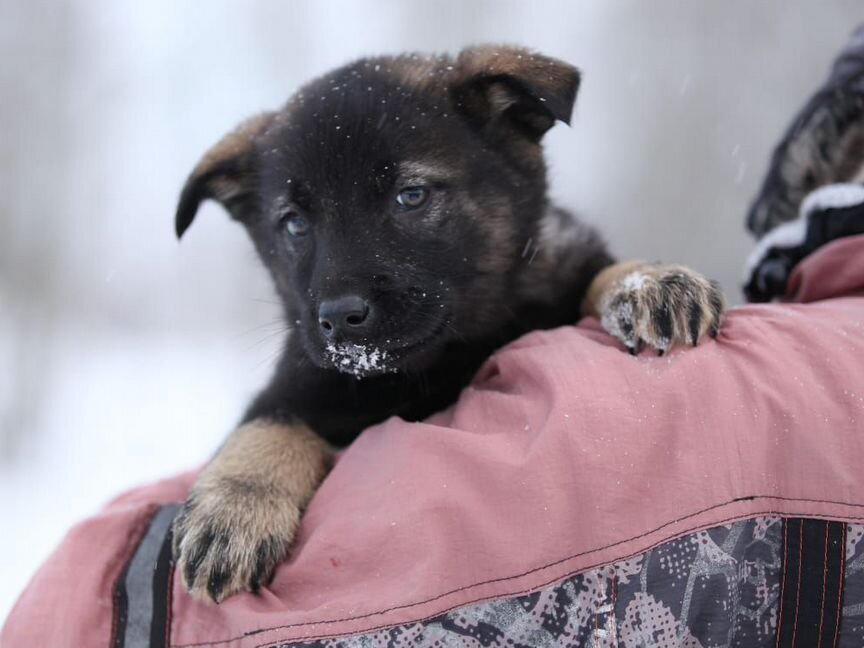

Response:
(1, 0), (861, 622)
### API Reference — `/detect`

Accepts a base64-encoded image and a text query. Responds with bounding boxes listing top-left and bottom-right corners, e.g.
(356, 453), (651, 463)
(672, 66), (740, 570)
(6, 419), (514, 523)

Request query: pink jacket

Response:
(5, 236), (864, 648)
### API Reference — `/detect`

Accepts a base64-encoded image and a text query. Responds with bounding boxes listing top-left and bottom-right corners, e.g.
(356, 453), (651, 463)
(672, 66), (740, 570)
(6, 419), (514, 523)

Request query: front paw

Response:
(172, 477), (301, 602)
(600, 265), (724, 355)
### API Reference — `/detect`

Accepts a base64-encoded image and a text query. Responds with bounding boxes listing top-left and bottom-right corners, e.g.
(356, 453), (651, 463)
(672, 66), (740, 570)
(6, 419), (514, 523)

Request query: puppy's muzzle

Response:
(318, 295), (373, 340)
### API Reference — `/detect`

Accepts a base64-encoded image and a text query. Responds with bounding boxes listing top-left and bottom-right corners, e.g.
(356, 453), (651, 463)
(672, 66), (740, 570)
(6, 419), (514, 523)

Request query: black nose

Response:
(318, 295), (371, 339)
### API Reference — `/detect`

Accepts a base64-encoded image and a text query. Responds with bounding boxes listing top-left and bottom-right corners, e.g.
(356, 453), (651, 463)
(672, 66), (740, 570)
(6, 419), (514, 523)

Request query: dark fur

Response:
(172, 46), (723, 601)
(748, 91), (864, 236)
(747, 27), (864, 238)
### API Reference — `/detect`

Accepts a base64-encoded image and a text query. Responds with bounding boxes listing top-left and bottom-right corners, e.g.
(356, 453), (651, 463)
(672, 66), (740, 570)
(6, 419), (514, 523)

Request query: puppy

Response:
(172, 46), (724, 602)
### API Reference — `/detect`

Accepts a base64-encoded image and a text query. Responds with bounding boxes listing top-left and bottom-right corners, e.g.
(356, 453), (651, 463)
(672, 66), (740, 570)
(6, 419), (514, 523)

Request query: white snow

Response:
(326, 343), (391, 377)
(620, 271), (648, 292)
(600, 298), (636, 349)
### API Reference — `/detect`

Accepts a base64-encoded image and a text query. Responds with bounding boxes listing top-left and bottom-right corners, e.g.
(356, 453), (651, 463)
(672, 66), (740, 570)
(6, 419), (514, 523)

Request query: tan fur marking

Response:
(389, 55), (441, 90)
(452, 45), (579, 137)
(455, 46), (575, 93)
(191, 111), (275, 182)
(173, 419), (333, 602)
(581, 261), (647, 318)
(397, 160), (459, 183)
(196, 419), (332, 501)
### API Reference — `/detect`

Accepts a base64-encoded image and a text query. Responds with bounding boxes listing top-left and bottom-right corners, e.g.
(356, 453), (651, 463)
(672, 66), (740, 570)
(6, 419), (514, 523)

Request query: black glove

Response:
(744, 183), (864, 302)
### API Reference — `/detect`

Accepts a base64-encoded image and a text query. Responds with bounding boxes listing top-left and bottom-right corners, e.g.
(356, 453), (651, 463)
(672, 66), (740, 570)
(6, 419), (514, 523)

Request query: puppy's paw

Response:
(171, 420), (333, 603)
(599, 265), (724, 355)
(172, 477), (300, 602)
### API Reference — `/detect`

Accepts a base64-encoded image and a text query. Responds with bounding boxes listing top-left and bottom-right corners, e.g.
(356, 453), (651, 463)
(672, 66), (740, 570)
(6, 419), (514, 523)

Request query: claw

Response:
(207, 566), (229, 603)
(182, 527), (214, 588)
(250, 538), (278, 593)
(708, 282), (724, 331)
(654, 304), (673, 345)
(688, 301), (702, 346)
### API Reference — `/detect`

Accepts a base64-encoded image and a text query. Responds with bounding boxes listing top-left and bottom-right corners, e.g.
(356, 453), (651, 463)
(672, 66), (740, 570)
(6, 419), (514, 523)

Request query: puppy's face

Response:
(176, 47), (579, 376)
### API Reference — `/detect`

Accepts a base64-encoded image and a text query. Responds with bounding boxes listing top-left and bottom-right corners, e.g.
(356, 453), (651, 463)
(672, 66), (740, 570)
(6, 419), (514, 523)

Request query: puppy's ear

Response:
(175, 112), (276, 238)
(451, 46), (580, 141)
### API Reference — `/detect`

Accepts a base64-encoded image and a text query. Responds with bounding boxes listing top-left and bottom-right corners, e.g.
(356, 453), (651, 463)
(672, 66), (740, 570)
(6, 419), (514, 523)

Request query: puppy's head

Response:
(176, 46), (579, 376)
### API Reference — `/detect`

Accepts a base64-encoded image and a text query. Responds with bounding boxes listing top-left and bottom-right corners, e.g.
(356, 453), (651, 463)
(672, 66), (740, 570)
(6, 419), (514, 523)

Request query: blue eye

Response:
(395, 186), (429, 209)
(280, 212), (310, 237)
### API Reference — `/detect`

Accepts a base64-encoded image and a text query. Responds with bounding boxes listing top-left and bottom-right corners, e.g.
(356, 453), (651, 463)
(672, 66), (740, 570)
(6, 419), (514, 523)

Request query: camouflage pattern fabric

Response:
(284, 517), (790, 648)
(842, 523), (864, 647)
(280, 520), (864, 648)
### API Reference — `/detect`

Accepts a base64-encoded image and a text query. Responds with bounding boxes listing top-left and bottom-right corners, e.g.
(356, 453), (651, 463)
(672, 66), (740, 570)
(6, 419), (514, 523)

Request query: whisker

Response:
(255, 351), (283, 372)
(233, 318), (290, 339)
(250, 297), (283, 305)
(243, 329), (290, 353)
(442, 321), (466, 342)
(236, 328), (291, 351)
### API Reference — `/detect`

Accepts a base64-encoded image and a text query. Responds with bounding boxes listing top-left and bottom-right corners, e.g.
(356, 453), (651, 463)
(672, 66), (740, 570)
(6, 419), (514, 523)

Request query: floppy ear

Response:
(451, 46), (580, 141)
(175, 112), (276, 238)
